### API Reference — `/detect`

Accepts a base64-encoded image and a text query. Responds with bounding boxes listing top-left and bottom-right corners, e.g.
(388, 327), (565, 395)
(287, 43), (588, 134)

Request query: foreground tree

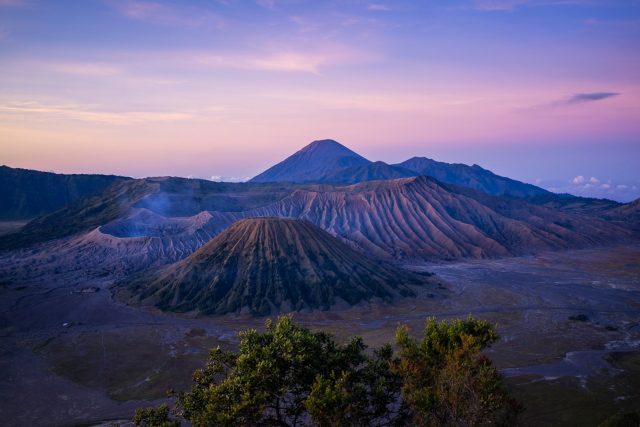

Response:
(132, 404), (179, 427)
(395, 317), (521, 426)
(134, 316), (519, 427)
(176, 316), (403, 426)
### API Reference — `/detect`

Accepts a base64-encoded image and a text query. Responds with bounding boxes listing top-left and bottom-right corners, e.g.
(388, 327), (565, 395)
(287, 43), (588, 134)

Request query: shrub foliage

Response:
(134, 316), (520, 427)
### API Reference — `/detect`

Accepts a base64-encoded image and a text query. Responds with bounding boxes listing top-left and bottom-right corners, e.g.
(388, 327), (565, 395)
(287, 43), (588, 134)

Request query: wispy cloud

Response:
(0, 101), (192, 125)
(192, 47), (375, 73)
(13, 44), (375, 78)
(108, 0), (225, 29)
(565, 92), (619, 104)
(526, 91), (620, 110)
(288, 15), (317, 33)
(471, 0), (596, 11)
(0, 0), (26, 6)
(367, 3), (390, 11)
(46, 62), (122, 76)
(256, 0), (275, 10)
(194, 52), (327, 73)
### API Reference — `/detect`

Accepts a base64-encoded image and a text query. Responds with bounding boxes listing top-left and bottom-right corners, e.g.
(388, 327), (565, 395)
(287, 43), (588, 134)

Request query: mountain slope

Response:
(0, 177), (295, 250)
(0, 208), (239, 285)
(603, 198), (640, 232)
(524, 193), (620, 215)
(322, 161), (416, 184)
(250, 139), (370, 183)
(0, 179), (157, 250)
(4, 176), (631, 265)
(395, 157), (549, 198)
(246, 177), (630, 260)
(118, 218), (424, 315)
(250, 140), (552, 199)
(0, 165), (129, 219)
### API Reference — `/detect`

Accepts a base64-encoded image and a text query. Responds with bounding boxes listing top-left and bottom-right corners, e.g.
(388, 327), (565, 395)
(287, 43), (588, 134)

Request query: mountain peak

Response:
(296, 139), (365, 160)
(298, 139), (364, 157)
(302, 139), (344, 150)
(250, 139), (370, 183)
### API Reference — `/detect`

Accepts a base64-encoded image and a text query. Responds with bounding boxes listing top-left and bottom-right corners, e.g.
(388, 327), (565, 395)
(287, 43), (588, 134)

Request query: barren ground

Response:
(0, 244), (639, 426)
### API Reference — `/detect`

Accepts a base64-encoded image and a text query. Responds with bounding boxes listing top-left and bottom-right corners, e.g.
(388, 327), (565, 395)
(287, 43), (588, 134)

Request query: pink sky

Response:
(0, 0), (639, 199)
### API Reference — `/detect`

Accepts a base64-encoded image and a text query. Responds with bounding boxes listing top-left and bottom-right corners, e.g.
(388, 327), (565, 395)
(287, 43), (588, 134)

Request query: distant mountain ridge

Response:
(250, 139), (549, 198)
(0, 165), (130, 220)
(394, 157), (550, 198)
(2, 175), (630, 262)
(1, 140), (635, 265)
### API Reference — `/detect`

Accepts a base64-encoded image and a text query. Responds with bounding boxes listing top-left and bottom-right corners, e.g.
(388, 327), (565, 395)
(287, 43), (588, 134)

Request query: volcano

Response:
(250, 139), (370, 183)
(117, 217), (425, 315)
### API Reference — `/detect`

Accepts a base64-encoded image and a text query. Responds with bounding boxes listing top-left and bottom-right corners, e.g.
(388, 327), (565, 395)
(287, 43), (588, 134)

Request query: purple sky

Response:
(0, 0), (639, 201)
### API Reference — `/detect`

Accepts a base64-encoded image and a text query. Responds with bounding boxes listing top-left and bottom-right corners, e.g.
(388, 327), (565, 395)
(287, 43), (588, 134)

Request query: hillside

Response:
(2, 175), (632, 266)
(0, 177), (295, 250)
(0, 165), (129, 220)
(604, 198), (640, 232)
(246, 177), (630, 260)
(322, 161), (415, 183)
(117, 218), (425, 315)
(524, 193), (620, 215)
(0, 179), (157, 250)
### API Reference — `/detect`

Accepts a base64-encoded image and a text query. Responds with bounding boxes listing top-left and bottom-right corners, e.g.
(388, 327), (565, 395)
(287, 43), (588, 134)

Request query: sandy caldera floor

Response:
(0, 244), (639, 426)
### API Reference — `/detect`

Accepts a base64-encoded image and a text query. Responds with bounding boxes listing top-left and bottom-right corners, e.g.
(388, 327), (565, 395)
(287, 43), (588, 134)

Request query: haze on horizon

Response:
(0, 0), (639, 201)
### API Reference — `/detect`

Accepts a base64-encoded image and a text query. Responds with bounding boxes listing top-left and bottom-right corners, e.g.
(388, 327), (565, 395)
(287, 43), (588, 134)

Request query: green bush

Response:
(135, 316), (520, 426)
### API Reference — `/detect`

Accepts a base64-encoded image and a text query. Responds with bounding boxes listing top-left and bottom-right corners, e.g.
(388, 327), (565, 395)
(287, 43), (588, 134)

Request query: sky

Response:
(0, 0), (639, 201)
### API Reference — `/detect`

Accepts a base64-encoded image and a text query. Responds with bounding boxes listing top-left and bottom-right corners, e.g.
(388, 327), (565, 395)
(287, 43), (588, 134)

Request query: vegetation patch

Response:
(133, 315), (520, 426)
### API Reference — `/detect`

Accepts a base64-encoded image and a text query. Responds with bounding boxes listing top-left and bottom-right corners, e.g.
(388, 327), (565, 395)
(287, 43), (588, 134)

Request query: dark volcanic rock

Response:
(118, 217), (424, 315)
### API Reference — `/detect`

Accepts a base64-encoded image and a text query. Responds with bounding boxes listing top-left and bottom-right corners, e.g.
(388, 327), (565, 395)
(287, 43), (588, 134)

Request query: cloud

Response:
(572, 175), (585, 184)
(565, 92), (619, 104)
(195, 52), (328, 73)
(0, 101), (192, 125)
(288, 16), (317, 33)
(193, 47), (374, 73)
(209, 175), (248, 182)
(46, 62), (122, 76)
(367, 3), (390, 11)
(471, 0), (597, 11)
(256, 0), (275, 10)
(108, 0), (225, 29)
(529, 91), (621, 110)
(0, 0), (26, 6)
(16, 44), (374, 81)
(545, 175), (640, 202)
